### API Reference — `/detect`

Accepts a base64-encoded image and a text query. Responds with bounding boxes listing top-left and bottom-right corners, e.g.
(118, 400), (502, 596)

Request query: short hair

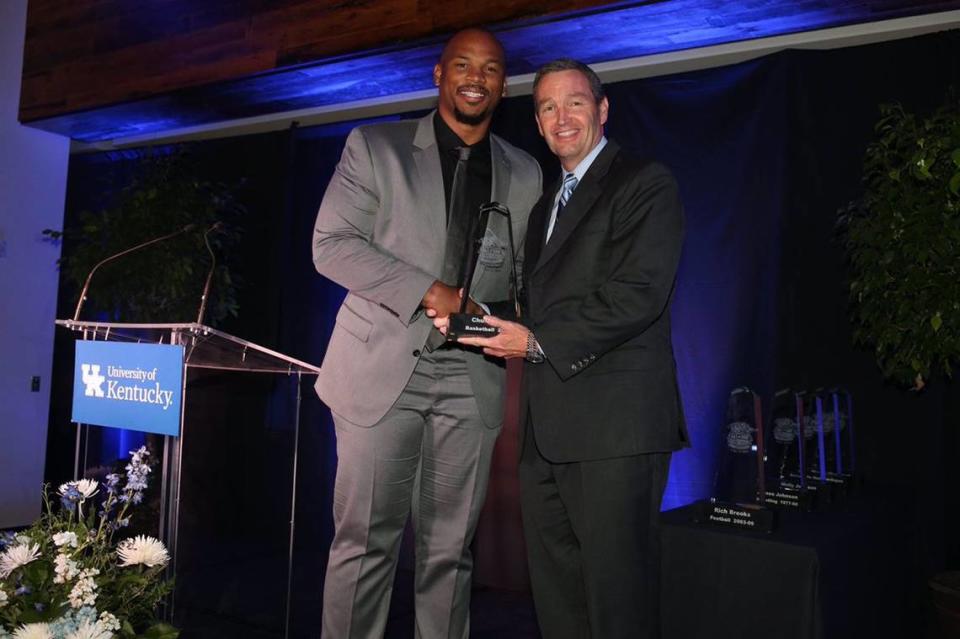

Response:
(532, 58), (605, 104)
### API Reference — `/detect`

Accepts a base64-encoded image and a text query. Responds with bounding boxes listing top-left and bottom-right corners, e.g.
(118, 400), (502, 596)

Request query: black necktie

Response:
(440, 146), (472, 287)
(427, 146), (472, 351)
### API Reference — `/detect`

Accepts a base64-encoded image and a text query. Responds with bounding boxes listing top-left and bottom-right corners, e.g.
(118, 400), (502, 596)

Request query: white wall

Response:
(0, 0), (71, 528)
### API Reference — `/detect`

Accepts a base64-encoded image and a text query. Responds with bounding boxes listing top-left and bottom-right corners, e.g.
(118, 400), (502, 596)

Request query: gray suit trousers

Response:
(322, 347), (500, 639)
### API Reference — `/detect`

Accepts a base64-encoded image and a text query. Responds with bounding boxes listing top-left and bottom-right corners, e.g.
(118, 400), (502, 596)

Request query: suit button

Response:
(412, 349), (421, 357)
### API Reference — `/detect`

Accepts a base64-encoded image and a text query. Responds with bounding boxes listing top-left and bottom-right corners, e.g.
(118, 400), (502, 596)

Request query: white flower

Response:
(52, 531), (78, 548)
(54, 552), (79, 584)
(0, 542), (40, 578)
(64, 620), (112, 639)
(58, 480), (99, 501)
(0, 587), (8, 607)
(117, 535), (169, 568)
(97, 612), (120, 633)
(12, 623), (52, 639)
(67, 568), (99, 609)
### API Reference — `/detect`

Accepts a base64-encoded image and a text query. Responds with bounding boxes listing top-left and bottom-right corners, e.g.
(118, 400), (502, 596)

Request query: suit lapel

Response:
(525, 183), (555, 278)
(491, 136), (512, 204)
(533, 141), (619, 276)
(412, 112), (448, 275)
(533, 140), (620, 272)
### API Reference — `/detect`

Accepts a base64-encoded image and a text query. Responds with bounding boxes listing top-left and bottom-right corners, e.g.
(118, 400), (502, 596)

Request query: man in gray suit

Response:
(312, 27), (542, 639)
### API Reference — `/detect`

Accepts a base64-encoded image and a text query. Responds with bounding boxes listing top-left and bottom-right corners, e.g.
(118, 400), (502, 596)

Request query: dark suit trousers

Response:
(519, 420), (671, 639)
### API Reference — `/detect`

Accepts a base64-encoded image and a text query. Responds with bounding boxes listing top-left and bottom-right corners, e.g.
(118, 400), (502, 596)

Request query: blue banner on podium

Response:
(72, 341), (185, 436)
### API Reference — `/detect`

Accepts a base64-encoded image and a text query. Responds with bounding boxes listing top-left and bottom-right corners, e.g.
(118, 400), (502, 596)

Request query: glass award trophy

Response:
(696, 387), (775, 531)
(797, 390), (835, 505)
(833, 388), (856, 477)
(446, 202), (521, 340)
(761, 389), (813, 510)
(817, 387), (856, 493)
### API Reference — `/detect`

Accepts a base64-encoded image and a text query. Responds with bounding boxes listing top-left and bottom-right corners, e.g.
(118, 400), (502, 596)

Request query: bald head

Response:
(439, 28), (505, 67)
(433, 27), (507, 143)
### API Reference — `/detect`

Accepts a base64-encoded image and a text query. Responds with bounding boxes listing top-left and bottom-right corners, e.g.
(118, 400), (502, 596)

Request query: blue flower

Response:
(0, 531), (16, 551)
(59, 484), (82, 511)
(104, 473), (120, 492)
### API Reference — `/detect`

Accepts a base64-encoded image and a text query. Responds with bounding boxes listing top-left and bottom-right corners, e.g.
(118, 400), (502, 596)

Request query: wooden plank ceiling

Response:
(21, 0), (622, 123)
(20, 0), (960, 142)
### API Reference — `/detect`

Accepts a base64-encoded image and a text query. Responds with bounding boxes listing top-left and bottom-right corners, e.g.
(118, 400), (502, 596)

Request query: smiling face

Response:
(534, 69), (609, 172)
(433, 29), (507, 141)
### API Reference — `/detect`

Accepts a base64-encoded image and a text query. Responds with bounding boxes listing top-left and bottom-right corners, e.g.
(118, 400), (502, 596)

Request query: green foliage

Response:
(44, 151), (245, 325)
(839, 95), (960, 388)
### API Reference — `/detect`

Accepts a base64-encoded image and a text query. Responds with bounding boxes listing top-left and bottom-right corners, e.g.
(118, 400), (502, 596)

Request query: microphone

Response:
(71, 224), (197, 322)
(195, 222), (224, 325)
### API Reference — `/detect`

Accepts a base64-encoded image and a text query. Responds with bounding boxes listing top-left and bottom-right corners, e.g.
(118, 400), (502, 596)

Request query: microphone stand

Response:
(195, 222), (223, 325)
(71, 224), (196, 322)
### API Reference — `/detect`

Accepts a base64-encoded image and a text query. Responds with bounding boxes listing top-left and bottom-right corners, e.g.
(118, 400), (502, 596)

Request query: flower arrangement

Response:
(0, 447), (177, 639)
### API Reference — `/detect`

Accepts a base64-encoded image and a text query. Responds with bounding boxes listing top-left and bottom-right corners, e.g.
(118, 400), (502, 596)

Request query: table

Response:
(660, 491), (918, 639)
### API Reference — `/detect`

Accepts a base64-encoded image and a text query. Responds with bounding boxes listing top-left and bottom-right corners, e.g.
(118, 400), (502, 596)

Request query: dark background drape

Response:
(46, 29), (960, 636)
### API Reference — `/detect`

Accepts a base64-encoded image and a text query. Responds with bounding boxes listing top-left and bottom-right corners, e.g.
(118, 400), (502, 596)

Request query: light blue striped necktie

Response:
(557, 173), (578, 217)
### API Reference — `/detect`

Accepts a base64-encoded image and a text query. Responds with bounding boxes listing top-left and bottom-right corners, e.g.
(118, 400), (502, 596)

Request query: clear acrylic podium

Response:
(56, 320), (320, 638)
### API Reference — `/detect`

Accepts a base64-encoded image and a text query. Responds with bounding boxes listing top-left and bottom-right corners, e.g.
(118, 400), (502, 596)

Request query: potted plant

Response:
(44, 150), (245, 325)
(838, 95), (960, 390)
(839, 94), (960, 637)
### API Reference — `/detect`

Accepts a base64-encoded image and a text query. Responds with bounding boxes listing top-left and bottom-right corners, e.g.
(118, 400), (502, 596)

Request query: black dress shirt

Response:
(433, 112), (492, 224)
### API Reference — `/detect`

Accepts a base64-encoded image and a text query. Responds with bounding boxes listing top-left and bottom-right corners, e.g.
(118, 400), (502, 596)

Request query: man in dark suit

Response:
(441, 58), (688, 638)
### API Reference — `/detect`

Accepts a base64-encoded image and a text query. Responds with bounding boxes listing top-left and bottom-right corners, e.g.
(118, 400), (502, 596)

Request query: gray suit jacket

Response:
(313, 111), (542, 428)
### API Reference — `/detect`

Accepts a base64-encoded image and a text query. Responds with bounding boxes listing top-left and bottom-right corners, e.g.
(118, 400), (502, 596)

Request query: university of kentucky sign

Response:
(72, 341), (184, 436)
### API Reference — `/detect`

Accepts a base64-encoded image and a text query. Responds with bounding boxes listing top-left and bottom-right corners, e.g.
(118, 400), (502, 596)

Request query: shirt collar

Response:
(563, 136), (608, 182)
(433, 111), (490, 155)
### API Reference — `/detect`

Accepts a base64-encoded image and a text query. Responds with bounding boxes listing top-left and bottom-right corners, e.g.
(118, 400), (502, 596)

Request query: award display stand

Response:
(696, 387), (775, 532)
(56, 320), (320, 639)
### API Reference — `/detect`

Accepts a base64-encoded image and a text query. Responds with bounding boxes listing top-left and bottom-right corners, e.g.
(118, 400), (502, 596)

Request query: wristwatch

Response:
(525, 331), (545, 364)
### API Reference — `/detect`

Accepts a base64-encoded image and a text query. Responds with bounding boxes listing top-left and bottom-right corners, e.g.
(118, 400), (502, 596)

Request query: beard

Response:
(453, 105), (490, 126)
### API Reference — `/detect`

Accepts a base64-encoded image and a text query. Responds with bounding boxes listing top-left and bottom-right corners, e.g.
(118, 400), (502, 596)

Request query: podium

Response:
(56, 320), (320, 638)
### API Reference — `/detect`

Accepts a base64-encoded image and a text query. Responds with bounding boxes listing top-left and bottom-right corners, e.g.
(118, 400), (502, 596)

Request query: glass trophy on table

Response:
(815, 387), (856, 495)
(696, 387), (775, 531)
(761, 388), (813, 510)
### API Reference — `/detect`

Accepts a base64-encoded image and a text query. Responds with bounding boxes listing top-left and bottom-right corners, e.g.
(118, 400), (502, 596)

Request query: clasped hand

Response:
(431, 314), (530, 362)
(422, 280), (529, 359)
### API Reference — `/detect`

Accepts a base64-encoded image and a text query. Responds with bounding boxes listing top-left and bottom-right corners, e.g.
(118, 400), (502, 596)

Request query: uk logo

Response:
(81, 364), (105, 397)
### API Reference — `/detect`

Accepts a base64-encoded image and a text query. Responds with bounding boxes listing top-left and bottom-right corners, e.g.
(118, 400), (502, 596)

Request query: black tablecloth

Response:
(660, 491), (918, 639)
